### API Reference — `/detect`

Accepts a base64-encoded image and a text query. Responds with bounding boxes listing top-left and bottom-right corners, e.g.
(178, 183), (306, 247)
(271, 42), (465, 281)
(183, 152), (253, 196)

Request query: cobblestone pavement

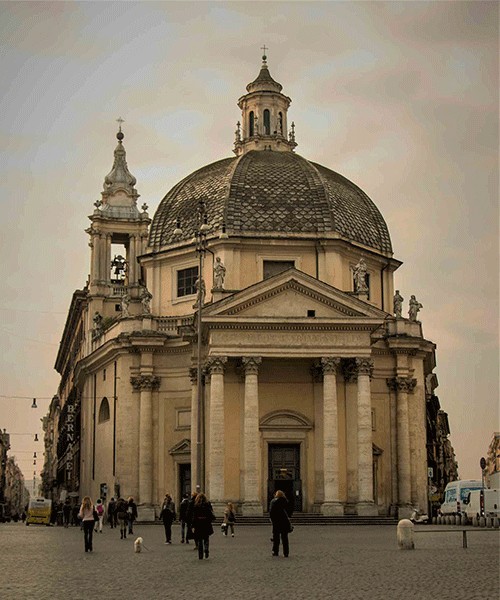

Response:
(0, 522), (498, 600)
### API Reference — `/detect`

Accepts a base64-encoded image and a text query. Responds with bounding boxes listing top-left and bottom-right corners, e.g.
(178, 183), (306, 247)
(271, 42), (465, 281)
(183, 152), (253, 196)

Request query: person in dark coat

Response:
(108, 497), (117, 528)
(127, 497), (138, 535)
(269, 490), (292, 557)
(159, 494), (176, 544)
(179, 493), (190, 544)
(186, 491), (199, 549)
(116, 497), (128, 539)
(192, 493), (215, 560)
(63, 499), (72, 528)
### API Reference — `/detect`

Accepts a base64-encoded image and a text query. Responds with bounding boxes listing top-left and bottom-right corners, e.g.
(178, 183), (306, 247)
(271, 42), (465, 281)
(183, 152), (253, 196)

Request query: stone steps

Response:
(231, 514), (398, 526)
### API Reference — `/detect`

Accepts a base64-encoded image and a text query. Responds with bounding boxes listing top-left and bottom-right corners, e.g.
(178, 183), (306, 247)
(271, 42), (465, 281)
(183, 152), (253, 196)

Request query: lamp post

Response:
(195, 200), (211, 491)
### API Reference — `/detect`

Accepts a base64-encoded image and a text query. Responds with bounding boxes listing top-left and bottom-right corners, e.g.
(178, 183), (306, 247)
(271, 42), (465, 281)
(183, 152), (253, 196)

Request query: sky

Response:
(0, 1), (498, 487)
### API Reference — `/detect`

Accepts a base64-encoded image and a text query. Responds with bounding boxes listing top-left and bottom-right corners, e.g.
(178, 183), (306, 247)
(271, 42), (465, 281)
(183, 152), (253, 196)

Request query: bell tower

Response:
(234, 50), (297, 156)
(86, 121), (150, 318)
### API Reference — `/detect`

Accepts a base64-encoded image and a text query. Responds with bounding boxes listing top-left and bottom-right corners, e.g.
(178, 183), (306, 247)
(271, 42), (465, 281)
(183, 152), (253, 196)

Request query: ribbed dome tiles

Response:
(149, 150), (392, 254)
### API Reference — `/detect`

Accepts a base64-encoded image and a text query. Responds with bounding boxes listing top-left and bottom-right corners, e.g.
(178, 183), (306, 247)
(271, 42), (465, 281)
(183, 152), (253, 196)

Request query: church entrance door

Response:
(268, 444), (302, 512)
(179, 463), (191, 502)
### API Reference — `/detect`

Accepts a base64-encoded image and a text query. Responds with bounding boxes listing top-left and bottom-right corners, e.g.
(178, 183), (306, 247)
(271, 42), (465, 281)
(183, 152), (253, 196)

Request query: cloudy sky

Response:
(0, 1), (498, 485)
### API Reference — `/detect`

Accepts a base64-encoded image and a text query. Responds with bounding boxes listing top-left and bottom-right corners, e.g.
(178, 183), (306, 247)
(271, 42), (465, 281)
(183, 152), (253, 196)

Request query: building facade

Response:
(47, 56), (453, 519)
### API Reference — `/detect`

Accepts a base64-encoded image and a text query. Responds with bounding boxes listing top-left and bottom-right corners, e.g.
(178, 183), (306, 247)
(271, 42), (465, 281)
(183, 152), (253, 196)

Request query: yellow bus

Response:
(26, 498), (52, 526)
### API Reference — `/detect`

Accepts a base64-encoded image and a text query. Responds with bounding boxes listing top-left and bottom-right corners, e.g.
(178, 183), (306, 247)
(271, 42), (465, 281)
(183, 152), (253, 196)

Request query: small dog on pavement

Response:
(134, 537), (143, 553)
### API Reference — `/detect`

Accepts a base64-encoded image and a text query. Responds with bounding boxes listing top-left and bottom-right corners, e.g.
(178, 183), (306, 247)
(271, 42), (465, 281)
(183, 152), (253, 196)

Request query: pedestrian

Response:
(127, 497), (138, 535)
(78, 496), (96, 553)
(192, 492), (215, 560)
(116, 497), (128, 539)
(269, 490), (292, 557)
(108, 497), (116, 528)
(71, 503), (80, 527)
(63, 499), (72, 528)
(185, 491), (199, 549)
(159, 494), (176, 544)
(179, 493), (190, 543)
(95, 498), (105, 533)
(223, 502), (236, 537)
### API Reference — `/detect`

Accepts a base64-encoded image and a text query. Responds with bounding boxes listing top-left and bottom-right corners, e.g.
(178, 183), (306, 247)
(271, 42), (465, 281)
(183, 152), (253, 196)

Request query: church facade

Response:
(46, 56), (451, 519)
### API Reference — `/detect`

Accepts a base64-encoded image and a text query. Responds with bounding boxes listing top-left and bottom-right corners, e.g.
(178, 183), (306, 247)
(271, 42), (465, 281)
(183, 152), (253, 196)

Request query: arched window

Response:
(98, 397), (110, 423)
(264, 109), (271, 135)
(249, 111), (254, 137)
(278, 112), (283, 134)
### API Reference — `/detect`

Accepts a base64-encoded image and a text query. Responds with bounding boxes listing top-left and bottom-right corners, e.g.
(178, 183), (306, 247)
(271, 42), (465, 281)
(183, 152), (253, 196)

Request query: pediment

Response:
(260, 410), (313, 431)
(169, 438), (191, 455)
(204, 268), (387, 320)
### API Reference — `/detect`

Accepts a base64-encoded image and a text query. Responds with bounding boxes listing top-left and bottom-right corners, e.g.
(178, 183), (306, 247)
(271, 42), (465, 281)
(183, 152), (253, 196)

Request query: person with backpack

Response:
(179, 493), (190, 544)
(94, 498), (105, 533)
(116, 497), (128, 539)
(159, 493), (176, 544)
(222, 502), (236, 537)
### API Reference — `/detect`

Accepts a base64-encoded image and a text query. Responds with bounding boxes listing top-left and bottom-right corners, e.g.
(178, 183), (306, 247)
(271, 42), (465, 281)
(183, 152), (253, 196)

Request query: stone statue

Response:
(121, 293), (130, 317)
(213, 257), (226, 290)
(92, 311), (103, 340)
(140, 287), (153, 315)
(408, 295), (423, 321)
(353, 257), (369, 294)
(393, 290), (404, 318)
(193, 277), (206, 309)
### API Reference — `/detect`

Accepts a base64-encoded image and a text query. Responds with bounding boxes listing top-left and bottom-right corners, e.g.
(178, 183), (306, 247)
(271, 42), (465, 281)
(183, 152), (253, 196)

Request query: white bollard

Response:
(479, 516), (486, 528)
(486, 517), (492, 528)
(397, 519), (415, 550)
(493, 517), (499, 529)
(472, 516), (479, 527)
(432, 517), (437, 525)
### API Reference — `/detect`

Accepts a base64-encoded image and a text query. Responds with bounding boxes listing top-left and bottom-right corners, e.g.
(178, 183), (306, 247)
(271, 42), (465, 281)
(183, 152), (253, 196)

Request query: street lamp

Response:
(173, 199), (212, 492)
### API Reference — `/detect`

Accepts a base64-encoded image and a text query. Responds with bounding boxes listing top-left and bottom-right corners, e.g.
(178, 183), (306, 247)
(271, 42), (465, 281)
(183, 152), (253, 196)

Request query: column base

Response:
(241, 501), (264, 516)
(137, 505), (156, 522)
(321, 501), (344, 516)
(356, 502), (379, 516)
(397, 504), (414, 520)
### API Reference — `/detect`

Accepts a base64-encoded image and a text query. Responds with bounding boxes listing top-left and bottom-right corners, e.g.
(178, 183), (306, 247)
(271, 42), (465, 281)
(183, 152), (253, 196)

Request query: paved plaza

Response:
(0, 522), (498, 600)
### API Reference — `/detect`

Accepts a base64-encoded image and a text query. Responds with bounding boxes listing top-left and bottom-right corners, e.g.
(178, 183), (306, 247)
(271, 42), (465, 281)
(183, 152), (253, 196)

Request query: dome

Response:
(149, 150), (392, 254)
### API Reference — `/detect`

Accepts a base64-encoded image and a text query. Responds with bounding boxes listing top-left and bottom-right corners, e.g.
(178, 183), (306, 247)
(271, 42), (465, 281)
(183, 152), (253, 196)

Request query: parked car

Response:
(439, 480), (483, 516)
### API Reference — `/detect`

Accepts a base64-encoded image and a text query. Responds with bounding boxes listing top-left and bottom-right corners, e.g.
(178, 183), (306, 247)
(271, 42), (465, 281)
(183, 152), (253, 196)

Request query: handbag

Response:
(93, 509), (99, 522)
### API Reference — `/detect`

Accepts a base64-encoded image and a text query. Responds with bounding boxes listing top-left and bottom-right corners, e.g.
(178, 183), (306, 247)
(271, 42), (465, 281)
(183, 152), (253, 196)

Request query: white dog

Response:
(134, 537), (143, 553)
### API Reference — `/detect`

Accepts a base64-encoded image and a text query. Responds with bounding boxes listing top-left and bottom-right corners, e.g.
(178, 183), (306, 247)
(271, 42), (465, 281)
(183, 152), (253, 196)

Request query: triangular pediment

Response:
(169, 438), (191, 455)
(203, 268), (387, 320)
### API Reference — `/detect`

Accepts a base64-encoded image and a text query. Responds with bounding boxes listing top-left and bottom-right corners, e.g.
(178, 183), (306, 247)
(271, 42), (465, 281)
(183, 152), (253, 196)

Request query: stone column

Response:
(207, 357), (227, 512)
(321, 357), (343, 515)
(128, 235), (136, 285)
(387, 376), (416, 518)
(189, 367), (198, 491)
(356, 358), (377, 516)
(131, 374), (160, 509)
(242, 357), (263, 515)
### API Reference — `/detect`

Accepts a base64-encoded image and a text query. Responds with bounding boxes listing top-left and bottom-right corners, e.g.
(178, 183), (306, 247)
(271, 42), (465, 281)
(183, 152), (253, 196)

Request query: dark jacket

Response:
(159, 500), (176, 524)
(127, 500), (138, 522)
(179, 497), (190, 522)
(116, 498), (128, 520)
(269, 496), (292, 533)
(192, 500), (215, 538)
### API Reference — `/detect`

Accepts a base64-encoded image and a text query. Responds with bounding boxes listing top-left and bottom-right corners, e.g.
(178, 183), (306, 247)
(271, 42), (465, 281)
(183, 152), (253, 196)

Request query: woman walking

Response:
(269, 490), (292, 557)
(192, 493), (215, 560)
(116, 497), (129, 539)
(95, 498), (105, 533)
(159, 494), (176, 544)
(78, 496), (95, 553)
(223, 502), (236, 537)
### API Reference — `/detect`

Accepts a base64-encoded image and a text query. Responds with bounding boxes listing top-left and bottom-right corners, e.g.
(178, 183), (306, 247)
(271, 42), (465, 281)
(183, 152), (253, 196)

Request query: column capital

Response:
(321, 357), (341, 375)
(206, 356), (227, 376)
(386, 376), (417, 393)
(130, 374), (161, 391)
(241, 356), (262, 375)
(355, 357), (374, 378)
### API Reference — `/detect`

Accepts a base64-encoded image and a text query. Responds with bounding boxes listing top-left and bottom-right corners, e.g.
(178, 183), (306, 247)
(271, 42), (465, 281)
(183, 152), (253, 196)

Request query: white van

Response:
(439, 480), (483, 516)
(464, 488), (500, 522)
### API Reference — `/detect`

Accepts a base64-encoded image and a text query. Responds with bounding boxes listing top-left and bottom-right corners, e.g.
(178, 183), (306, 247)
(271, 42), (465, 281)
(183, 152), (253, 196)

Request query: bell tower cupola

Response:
(234, 49), (297, 156)
(86, 120), (151, 312)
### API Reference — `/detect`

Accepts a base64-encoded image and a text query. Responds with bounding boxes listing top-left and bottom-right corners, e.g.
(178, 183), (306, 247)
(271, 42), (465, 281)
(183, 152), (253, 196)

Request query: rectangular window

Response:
(176, 408), (191, 430)
(177, 266), (198, 298)
(263, 260), (295, 280)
